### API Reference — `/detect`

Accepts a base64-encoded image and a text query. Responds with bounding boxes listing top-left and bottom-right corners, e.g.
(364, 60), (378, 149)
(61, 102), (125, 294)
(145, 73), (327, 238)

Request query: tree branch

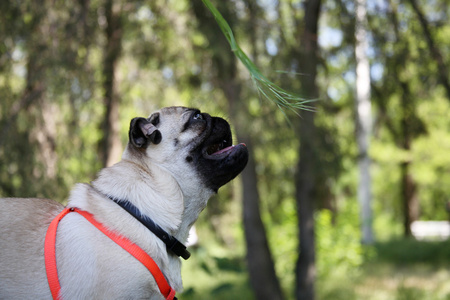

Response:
(407, 0), (450, 100)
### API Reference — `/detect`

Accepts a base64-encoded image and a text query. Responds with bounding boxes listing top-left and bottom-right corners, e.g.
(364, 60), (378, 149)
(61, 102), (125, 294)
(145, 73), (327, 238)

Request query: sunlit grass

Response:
(353, 263), (450, 300)
(179, 238), (450, 300)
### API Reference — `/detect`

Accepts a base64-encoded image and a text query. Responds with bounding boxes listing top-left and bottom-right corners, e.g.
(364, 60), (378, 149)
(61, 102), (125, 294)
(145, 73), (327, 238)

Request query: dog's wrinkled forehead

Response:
(150, 107), (194, 126)
(151, 107), (204, 133)
(148, 106), (208, 144)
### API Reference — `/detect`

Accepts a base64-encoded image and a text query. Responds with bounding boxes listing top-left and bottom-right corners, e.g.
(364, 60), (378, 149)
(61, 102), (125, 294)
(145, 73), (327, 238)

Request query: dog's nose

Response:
(211, 117), (231, 134)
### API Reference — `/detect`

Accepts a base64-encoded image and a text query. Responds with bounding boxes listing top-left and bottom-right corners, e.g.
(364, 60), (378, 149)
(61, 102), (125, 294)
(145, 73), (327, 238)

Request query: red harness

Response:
(44, 207), (177, 300)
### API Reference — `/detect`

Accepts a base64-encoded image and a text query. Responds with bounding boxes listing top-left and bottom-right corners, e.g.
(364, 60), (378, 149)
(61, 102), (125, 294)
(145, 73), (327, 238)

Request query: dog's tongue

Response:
(213, 143), (246, 155)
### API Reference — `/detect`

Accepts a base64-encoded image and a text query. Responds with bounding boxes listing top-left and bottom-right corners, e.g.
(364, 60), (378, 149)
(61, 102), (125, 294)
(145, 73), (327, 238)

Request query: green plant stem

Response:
(202, 0), (314, 115)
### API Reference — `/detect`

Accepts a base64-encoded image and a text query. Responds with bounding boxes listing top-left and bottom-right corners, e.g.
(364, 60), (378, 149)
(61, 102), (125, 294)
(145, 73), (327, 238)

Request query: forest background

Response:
(1, 0), (449, 299)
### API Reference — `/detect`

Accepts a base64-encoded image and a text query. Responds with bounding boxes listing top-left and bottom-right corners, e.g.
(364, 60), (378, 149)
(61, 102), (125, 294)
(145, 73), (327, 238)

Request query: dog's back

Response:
(0, 198), (63, 299)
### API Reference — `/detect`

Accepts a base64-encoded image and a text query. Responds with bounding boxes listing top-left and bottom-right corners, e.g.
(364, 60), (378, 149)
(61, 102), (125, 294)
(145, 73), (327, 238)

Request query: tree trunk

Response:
(295, 0), (321, 299)
(224, 81), (284, 300)
(20, 6), (56, 180)
(295, 109), (317, 300)
(399, 81), (419, 237)
(0, 21), (46, 145)
(192, 2), (284, 299)
(355, 0), (374, 245)
(388, 0), (421, 238)
(401, 162), (419, 236)
(241, 136), (284, 300)
(99, 0), (123, 167)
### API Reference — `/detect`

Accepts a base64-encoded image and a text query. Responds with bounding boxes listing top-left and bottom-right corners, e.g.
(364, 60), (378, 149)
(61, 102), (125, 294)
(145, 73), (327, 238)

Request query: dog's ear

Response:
(129, 115), (162, 148)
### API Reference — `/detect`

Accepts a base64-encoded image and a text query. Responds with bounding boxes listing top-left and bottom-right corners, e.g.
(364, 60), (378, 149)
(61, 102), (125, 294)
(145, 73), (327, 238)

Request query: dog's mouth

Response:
(194, 114), (248, 191)
(206, 139), (229, 155)
(203, 137), (246, 160)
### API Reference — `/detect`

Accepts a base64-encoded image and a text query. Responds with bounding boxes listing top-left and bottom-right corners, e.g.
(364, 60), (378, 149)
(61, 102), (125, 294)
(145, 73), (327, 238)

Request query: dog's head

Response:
(125, 107), (248, 193)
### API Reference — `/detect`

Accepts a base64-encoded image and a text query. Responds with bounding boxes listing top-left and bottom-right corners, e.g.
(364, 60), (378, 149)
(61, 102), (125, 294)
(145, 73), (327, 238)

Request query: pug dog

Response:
(0, 106), (248, 299)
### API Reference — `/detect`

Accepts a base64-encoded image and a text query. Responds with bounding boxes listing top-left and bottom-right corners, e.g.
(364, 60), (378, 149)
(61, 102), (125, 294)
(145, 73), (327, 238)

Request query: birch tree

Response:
(355, 0), (374, 244)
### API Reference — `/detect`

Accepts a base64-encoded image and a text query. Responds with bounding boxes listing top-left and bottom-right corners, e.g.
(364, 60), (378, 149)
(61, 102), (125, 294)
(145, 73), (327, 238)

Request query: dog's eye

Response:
(193, 113), (204, 120)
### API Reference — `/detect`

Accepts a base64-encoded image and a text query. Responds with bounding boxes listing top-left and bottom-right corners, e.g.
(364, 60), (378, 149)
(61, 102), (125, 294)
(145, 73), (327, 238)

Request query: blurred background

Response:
(0, 0), (449, 299)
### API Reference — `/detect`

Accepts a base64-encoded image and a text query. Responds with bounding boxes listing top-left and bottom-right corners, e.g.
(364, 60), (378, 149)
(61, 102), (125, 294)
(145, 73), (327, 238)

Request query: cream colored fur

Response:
(0, 107), (224, 299)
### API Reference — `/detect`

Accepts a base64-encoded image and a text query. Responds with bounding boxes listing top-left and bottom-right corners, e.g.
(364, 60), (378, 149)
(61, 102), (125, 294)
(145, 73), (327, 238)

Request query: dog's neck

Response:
(91, 159), (210, 244)
(107, 195), (191, 260)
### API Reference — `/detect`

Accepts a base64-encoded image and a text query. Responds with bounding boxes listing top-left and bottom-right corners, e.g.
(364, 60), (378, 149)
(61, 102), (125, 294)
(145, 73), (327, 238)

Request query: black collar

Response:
(108, 196), (191, 260)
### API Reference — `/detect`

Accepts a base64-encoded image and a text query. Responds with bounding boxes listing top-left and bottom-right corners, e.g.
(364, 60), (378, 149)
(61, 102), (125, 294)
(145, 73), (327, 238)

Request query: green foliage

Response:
(412, 96), (450, 220)
(396, 284), (426, 300)
(304, 206), (363, 300)
(265, 198), (298, 294)
(316, 206), (364, 280)
(179, 230), (254, 300)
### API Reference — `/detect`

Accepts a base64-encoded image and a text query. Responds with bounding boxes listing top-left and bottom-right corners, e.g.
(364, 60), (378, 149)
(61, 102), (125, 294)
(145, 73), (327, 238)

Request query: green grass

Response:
(178, 238), (450, 300)
(353, 263), (450, 300)
(372, 239), (450, 265)
(319, 239), (450, 300)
